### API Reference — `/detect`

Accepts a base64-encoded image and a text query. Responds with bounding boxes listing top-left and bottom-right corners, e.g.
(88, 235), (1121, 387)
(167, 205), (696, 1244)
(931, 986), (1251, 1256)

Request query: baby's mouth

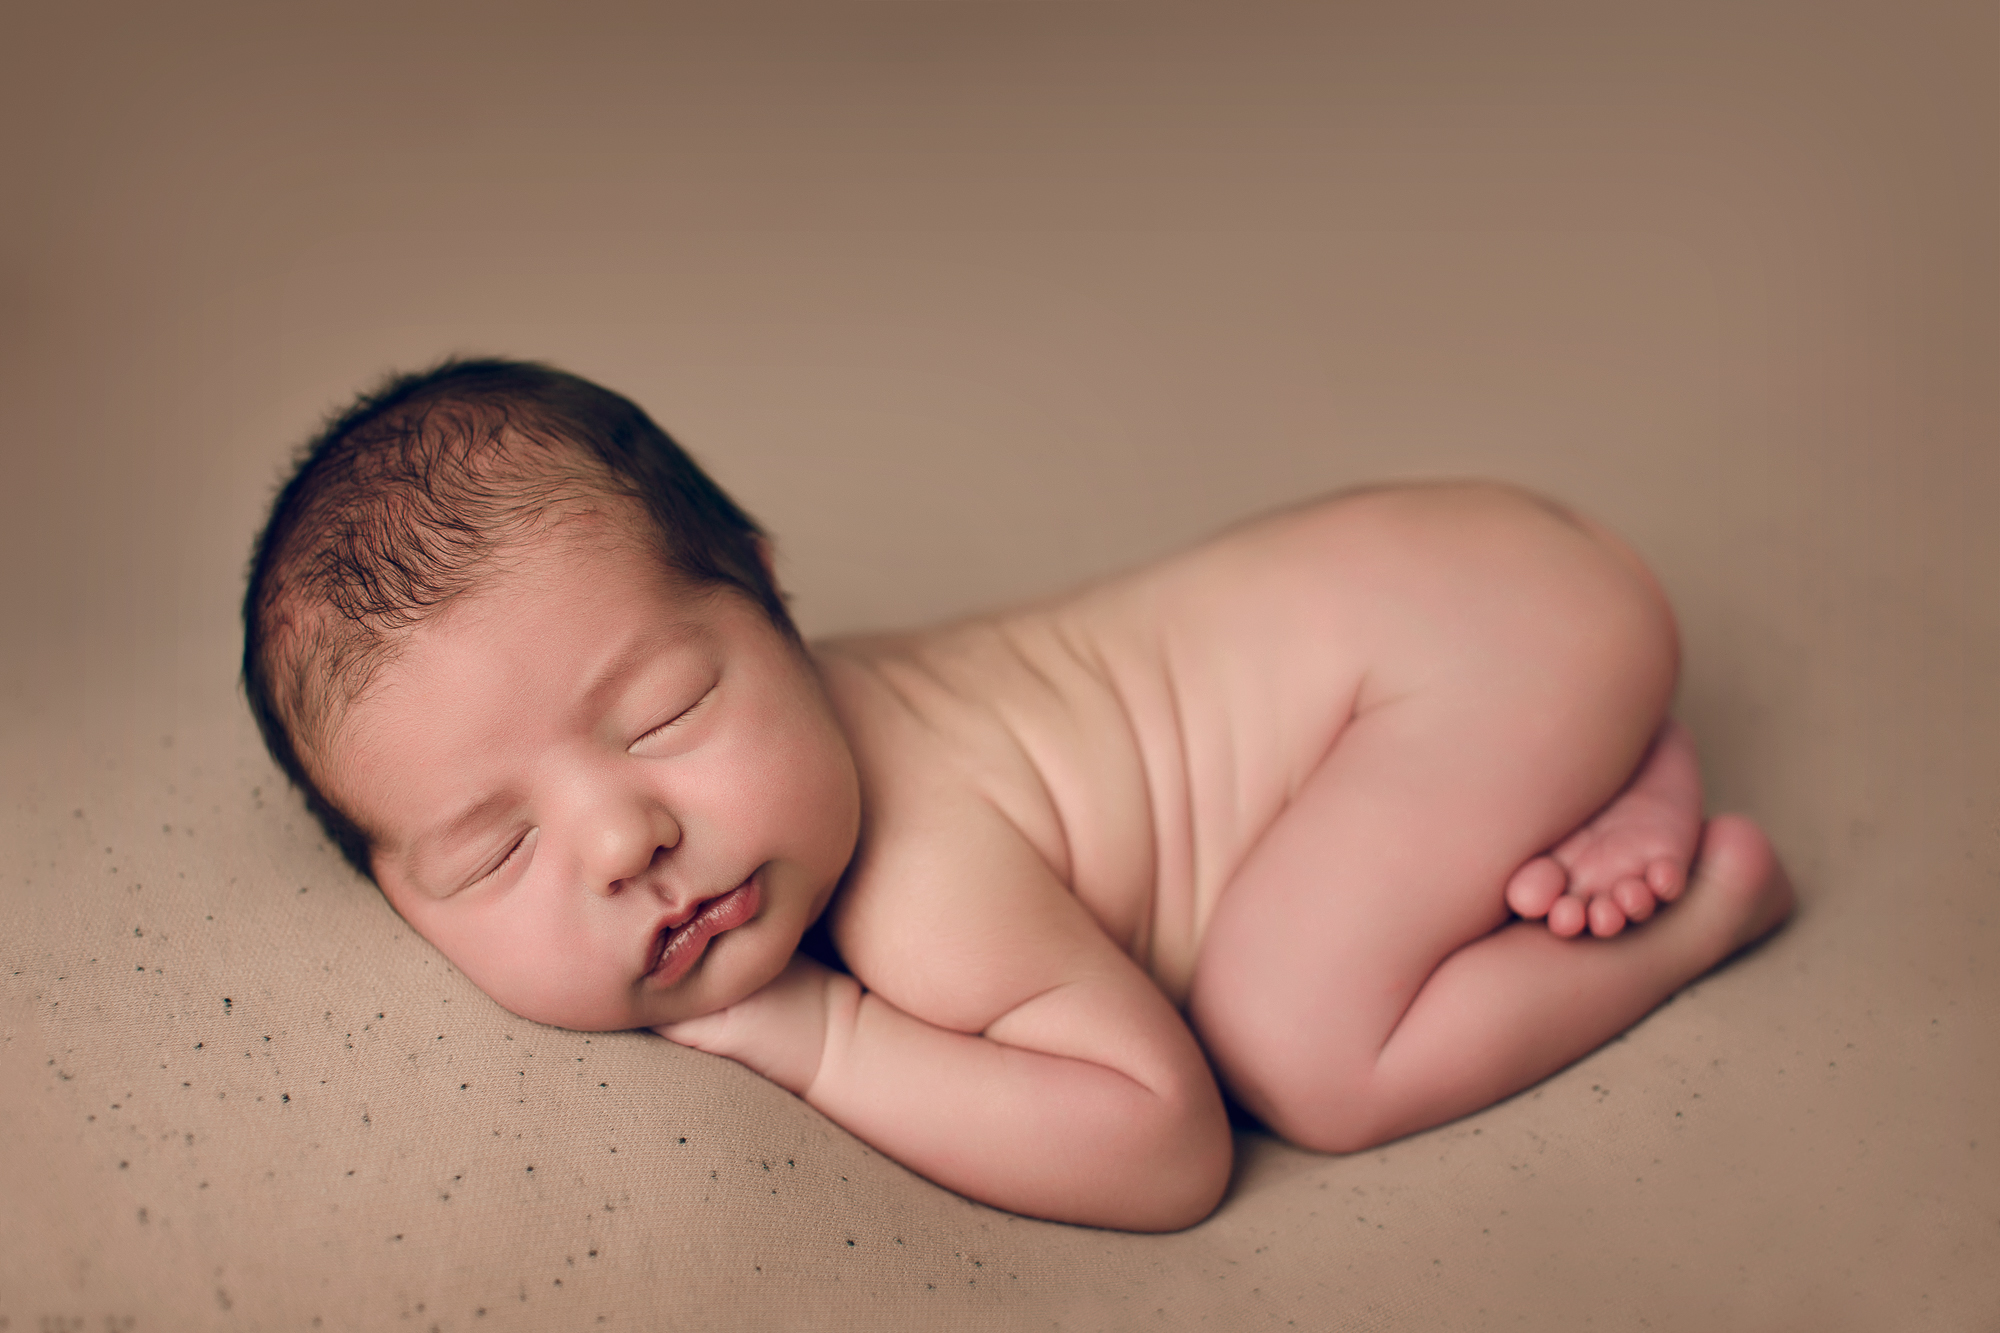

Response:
(645, 877), (761, 987)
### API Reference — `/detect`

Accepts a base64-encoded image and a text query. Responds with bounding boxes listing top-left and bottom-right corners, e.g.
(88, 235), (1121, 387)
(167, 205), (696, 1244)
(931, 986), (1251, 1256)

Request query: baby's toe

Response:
(1587, 894), (1629, 938)
(1506, 856), (1569, 920)
(1611, 877), (1657, 923)
(1646, 857), (1687, 901)
(1546, 895), (1589, 938)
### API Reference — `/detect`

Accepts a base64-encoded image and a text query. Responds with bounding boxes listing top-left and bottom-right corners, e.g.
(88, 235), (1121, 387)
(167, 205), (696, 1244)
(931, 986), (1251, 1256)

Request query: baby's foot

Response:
(1505, 719), (1704, 937)
(1686, 813), (1795, 957)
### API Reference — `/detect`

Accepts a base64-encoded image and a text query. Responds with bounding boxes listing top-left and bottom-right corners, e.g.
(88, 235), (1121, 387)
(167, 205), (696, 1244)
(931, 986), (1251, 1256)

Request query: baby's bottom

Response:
(1186, 485), (1792, 1154)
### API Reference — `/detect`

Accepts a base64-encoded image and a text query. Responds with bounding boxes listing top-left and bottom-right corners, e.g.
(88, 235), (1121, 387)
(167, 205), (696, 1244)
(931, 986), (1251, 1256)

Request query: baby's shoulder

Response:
(810, 613), (1120, 898)
(807, 629), (1130, 1027)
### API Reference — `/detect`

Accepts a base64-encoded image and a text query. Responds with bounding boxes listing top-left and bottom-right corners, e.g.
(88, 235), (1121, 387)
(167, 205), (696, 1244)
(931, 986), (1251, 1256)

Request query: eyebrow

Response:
(571, 614), (706, 720)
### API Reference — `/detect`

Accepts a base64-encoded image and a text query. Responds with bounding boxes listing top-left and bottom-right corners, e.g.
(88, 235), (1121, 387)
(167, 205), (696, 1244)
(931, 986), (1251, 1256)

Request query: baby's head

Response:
(244, 359), (861, 1030)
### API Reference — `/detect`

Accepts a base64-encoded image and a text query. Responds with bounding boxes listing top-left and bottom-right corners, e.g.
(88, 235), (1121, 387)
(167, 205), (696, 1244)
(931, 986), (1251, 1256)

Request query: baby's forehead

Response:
(320, 532), (726, 800)
(414, 505), (675, 621)
(350, 524), (710, 699)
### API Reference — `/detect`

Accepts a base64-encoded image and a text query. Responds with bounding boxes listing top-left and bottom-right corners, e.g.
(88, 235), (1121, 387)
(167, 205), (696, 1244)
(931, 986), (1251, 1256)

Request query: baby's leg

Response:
(1504, 717), (1704, 937)
(1186, 485), (1792, 1155)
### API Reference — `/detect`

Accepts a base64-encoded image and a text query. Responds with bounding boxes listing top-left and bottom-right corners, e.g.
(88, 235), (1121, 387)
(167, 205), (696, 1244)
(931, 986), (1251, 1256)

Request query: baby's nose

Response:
(587, 804), (681, 894)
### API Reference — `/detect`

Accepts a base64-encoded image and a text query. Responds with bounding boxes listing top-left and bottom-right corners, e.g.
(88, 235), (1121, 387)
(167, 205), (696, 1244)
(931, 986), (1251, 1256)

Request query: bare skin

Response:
(1505, 718), (1704, 938)
(332, 481), (1793, 1232)
(692, 483), (1790, 1210)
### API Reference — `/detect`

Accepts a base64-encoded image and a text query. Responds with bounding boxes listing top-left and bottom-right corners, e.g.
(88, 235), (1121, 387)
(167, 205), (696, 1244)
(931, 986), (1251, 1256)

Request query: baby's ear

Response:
(754, 535), (780, 588)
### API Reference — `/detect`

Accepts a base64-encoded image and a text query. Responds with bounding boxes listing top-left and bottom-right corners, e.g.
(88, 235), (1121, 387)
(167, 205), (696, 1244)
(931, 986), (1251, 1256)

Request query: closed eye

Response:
(474, 827), (536, 886)
(631, 685), (715, 750)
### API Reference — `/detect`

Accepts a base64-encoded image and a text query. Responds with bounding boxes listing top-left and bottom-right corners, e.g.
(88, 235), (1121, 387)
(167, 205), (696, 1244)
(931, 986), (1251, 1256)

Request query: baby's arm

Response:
(659, 801), (1232, 1232)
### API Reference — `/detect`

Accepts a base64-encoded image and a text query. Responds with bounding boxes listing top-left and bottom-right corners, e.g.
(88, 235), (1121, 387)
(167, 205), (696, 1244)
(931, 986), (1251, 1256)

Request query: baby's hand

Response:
(654, 955), (854, 1097)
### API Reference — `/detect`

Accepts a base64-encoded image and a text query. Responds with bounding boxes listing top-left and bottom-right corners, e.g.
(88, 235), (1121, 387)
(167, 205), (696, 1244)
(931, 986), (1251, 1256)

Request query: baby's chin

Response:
(485, 929), (797, 1033)
(488, 988), (676, 1034)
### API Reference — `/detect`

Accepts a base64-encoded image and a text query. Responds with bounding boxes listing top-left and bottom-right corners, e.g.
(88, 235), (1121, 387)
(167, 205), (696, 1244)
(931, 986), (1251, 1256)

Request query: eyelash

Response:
(480, 831), (532, 884)
(634, 686), (713, 747)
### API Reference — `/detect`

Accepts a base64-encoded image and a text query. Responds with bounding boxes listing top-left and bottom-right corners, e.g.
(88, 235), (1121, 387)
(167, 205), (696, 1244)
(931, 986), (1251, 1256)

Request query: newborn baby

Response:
(243, 359), (1792, 1231)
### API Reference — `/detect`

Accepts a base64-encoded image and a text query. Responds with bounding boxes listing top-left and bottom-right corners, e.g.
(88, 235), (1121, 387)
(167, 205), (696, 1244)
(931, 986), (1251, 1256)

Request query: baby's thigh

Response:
(1188, 486), (1679, 1081)
(1190, 697), (1525, 1084)
(1181, 483), (1677, 806)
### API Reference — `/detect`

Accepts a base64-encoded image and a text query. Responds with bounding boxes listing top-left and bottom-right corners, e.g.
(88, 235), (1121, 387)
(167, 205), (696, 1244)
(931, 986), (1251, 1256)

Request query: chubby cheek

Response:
(413, 909), (634, 1033)
(745, 702), (862, 875)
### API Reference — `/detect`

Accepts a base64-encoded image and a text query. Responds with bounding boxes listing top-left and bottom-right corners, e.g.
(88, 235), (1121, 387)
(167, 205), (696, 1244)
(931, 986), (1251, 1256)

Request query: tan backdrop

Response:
(3, 3), (1995, 1329)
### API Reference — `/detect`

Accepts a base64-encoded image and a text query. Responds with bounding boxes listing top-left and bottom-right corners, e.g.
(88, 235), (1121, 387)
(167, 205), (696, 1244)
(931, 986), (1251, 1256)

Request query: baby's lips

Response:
(644, 887), (729, 972)
(645, 878), (762, 988)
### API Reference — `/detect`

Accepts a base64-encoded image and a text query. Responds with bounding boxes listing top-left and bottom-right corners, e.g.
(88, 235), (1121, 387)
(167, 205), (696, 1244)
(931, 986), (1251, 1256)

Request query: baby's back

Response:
(816, 497), (1367, 1002)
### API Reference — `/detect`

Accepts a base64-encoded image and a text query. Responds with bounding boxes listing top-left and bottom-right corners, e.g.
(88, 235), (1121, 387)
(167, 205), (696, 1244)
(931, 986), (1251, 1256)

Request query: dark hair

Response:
(242, 357), (791, 878)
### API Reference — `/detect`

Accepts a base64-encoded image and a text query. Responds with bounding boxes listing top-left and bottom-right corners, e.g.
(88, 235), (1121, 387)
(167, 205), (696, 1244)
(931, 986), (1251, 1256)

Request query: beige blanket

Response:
(4, 4), (1993, 1327)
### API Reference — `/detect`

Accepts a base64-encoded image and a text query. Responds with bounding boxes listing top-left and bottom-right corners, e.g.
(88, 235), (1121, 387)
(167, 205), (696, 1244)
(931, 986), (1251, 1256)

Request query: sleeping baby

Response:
(243, 358), (1791, 1231)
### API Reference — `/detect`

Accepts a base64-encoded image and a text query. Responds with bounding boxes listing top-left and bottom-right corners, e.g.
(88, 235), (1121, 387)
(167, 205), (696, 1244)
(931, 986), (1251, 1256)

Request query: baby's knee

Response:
(1214, 1051), (1389, 1156)
(1190, 984), (1387, 1155)
(1256, 1087), (1385, 1156)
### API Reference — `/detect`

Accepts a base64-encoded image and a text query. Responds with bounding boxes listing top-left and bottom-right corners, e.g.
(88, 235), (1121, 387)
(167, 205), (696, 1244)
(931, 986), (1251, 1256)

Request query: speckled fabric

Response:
(3, 4), (1995, 1329)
